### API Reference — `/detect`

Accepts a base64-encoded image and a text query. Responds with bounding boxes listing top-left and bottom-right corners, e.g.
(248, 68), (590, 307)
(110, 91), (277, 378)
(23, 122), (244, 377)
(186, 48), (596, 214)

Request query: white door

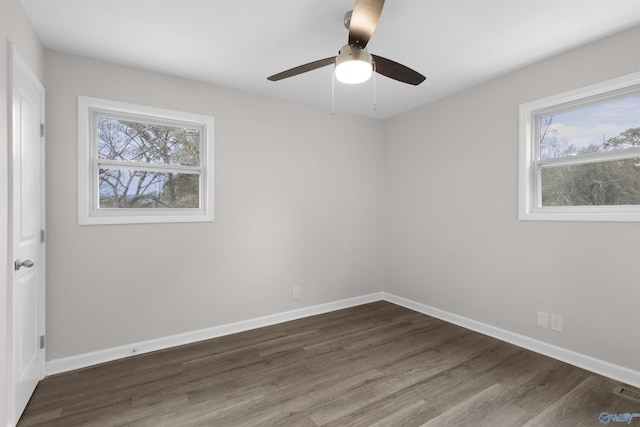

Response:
(8, 43), (46, 425)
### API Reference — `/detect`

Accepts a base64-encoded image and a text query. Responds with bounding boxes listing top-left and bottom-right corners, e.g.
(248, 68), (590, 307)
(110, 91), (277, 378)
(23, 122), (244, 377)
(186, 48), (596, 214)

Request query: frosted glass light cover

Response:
(335, 60), (372, 84)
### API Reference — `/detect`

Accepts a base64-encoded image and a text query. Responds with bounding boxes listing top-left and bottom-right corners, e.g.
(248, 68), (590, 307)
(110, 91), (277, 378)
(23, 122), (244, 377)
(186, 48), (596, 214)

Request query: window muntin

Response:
(519, 73), (640, 221)
(78, 97), (214, 225)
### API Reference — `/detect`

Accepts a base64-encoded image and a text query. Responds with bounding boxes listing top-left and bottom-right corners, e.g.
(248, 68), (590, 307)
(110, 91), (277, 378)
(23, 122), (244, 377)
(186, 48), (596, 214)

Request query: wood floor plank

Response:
(17, 302), (636, 426)
(420, 383), (532, 427)
(322, 342), (519, 426)
(523, 375), (637, 427)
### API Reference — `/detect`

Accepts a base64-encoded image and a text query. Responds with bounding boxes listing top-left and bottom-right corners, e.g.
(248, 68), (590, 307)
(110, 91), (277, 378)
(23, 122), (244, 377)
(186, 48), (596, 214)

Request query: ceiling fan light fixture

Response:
(335, 45), (372, 84)
(266, 0), (426, 87)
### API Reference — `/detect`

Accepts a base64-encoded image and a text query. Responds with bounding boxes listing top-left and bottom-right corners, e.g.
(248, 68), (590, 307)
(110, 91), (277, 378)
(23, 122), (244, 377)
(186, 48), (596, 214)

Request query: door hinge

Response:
(40, 335), (45, 349)
(40, 123), (45, 137)
(41, 229), (45, 243)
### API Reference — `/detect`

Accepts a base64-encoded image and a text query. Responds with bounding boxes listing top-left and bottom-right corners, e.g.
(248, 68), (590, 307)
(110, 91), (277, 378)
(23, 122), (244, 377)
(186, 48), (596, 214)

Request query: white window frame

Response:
(78, 96), (215, 225)
(519, 72), (640, 221)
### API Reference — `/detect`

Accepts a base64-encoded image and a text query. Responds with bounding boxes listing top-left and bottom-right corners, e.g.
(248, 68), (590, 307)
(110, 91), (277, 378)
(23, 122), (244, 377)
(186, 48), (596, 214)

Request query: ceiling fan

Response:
(267, 0), (426, 86)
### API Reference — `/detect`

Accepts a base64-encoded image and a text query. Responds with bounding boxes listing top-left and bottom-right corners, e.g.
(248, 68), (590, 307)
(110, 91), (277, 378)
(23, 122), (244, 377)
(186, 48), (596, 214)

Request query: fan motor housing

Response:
(336, 44), (372, 67)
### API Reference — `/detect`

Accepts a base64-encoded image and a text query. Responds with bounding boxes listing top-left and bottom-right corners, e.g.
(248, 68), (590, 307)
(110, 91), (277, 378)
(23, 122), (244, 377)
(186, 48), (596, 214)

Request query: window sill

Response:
(519, 207), (640, 222)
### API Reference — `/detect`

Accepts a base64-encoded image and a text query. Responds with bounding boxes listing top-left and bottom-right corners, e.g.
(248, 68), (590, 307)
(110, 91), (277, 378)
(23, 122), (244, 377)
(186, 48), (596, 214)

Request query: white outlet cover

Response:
(537, 311), (549, 329)
(551, 314), (563, 332)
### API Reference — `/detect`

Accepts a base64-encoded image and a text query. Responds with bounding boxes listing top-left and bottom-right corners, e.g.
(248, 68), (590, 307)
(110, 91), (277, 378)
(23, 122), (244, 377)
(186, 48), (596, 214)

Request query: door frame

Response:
(7, 41), (46, 425)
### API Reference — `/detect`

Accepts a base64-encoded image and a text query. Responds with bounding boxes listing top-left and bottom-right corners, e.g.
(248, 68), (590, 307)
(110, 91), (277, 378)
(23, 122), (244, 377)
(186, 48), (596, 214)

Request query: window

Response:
(519, 72), (640, 221)
(78, 96), (214, 225)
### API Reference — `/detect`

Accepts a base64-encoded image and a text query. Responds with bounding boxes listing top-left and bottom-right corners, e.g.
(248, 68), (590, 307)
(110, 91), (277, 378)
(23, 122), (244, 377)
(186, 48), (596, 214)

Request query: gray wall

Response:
(384, 26), (640, 372)
(44, 51), (385, 360)
(26, 19), (640, 383)
(1, 0), (44, 424)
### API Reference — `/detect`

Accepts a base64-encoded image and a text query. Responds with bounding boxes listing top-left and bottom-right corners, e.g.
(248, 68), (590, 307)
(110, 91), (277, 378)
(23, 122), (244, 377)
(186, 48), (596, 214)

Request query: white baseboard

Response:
(46, 292), (383, 376)
(382, 292), (640, 389)
(46, 290), (640, 390)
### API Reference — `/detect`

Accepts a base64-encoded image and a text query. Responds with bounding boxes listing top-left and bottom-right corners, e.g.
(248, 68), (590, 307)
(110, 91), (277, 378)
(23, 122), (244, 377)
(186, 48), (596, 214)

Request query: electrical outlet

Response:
(292, 286), (300, 299)
(537, 311), (549, 329)
(550, 314), (563, 332)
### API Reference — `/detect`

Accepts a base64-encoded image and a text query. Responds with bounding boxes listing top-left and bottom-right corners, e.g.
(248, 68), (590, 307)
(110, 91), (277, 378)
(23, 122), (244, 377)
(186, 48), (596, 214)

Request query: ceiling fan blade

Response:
(371, 54), (426, 85)
(348, 0), (385, 49)
(267, 57), (336, 81)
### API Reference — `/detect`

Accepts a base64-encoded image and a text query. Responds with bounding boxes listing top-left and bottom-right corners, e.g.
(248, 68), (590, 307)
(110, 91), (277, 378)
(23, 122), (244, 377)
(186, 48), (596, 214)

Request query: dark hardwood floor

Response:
(18, 301), (638, 426)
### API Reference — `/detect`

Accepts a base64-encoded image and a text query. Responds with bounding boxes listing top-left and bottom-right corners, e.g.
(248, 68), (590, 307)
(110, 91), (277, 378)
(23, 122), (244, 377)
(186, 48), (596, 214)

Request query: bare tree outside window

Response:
(97, 118), (201, 209)
(538, 95), (640, 207)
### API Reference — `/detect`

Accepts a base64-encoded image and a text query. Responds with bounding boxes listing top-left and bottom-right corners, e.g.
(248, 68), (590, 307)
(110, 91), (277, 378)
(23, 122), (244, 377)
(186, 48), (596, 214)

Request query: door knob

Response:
(14, 259), (35, 271)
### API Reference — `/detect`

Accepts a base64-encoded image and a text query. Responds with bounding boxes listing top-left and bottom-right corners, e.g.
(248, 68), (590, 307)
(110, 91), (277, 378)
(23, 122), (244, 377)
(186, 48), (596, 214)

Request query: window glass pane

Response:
(99, 169), (200, 209)
(97, 117), (200, 166)
(541, 158), (640, 206)
(539, 95), (640, 160)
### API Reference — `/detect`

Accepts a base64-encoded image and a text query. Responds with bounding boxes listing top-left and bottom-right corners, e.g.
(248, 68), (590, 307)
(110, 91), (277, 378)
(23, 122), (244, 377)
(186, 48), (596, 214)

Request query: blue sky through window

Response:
(541, 95), (640, 151)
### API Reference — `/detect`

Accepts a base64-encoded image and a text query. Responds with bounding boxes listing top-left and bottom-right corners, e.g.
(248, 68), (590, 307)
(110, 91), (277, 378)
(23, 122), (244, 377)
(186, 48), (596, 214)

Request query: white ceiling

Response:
(20, 0), (640, 119)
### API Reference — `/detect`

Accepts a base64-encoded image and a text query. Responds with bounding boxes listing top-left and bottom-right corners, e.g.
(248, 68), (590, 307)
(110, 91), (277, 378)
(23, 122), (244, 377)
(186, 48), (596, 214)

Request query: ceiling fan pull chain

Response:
(332, 71), (336, 115)
(373, 61), (377, 111)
